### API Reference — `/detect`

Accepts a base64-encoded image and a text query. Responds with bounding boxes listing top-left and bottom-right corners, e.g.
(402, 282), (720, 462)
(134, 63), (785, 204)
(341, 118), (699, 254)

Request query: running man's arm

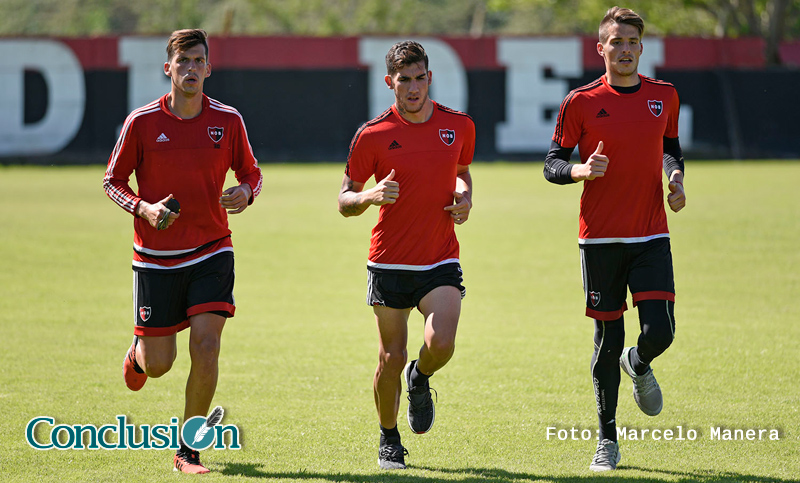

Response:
(663, 136), (686, 212)
(228, 109), (263, 212)
(444, 165), (472, 224)
(544, 140), (609, 183)
(455, 164), (472, 201)
(338, 170), (399, 217)
(663, 136), (684, 181)
(103, 116), (143, 215)
(220, 183), (253, 215)
(103, 117), (178, 229)
(543, 140), (578, 185)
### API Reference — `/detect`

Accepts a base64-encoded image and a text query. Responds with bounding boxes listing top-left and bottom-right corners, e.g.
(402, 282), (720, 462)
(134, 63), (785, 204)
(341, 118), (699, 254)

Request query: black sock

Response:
(410, 360), (430, 387)
(131, 335), (145, 374)
(177, 438), (191, 454)
(380, 424), (401, 444)
(628, 347), (650, 376)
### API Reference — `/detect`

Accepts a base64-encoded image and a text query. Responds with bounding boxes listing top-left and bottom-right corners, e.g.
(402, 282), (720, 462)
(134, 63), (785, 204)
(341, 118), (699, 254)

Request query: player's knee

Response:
(426, 337), (455, 363)
(593, 318), (625, 363)
(190, 336), (221, 366)
(641, 326), (674, 355)
(638, 300), (676, 355)
(378, 348), (408, 375)
(595, 341), (624, 365)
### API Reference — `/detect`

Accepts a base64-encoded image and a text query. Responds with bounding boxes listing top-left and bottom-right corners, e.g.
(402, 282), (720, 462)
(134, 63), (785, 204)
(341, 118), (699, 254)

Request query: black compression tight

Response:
(591, 317), (625, 442)
(590, 300), (676, 441)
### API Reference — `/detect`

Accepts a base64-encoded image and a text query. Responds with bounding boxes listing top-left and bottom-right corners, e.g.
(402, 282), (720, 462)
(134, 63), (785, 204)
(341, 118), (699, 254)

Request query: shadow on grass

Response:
(218, 462), (800, 482)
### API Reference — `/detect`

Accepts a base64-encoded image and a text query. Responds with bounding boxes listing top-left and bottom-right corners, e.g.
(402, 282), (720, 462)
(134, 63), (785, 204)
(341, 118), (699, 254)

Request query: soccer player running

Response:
(103, 29), (262, 474)
(543, 7), (686, 472)
(338, 40), (475, 470)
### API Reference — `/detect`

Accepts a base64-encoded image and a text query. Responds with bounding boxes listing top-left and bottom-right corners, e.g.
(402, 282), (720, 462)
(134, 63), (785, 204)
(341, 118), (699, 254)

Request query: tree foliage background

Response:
(1, 0), (798, 64)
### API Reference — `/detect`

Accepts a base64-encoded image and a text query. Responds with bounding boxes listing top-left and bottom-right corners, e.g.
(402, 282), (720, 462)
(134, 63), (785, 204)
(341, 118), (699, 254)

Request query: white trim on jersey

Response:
(580, 249), (588, 299)
(366, 258), (460, 272)
(132, 271), (139, 323)
(208, 97), (263, 198)
(133, 243), (205, 257)
(579, 233), (670, 245)
(132, 247), (233, 270)
(104, 99), (162, 213)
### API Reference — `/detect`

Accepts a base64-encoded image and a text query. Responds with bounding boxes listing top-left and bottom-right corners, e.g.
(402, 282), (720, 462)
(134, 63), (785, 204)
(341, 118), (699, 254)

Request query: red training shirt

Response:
(103, 94), (262, 269)
(346, 102), (475, 269)
(553, 74), (680, 244)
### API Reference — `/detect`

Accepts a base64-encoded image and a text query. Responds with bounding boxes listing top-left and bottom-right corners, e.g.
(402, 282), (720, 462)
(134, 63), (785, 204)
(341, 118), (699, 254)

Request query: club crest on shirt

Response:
(139, 306), (151, 322)
(208, 127), (224, 143)
(439, 129), (455, 146)
(589, 292), (601, 307)
(647, 100), (663, 117)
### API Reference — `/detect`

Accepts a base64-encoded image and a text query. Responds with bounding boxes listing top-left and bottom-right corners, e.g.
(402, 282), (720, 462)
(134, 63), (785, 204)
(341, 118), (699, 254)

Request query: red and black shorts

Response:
(132, 251), (235, 337)
(579, 238), (675, 321)
(367, 262), (466, 309)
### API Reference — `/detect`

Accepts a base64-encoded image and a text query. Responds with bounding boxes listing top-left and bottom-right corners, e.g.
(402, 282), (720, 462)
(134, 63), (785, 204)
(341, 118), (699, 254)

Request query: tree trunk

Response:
(764, 0), (791, 65)
(470, 1), (487, 38)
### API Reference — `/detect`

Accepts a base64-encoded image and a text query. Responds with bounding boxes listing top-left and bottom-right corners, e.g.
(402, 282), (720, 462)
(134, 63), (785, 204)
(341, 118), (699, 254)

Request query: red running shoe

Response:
(122, 343), (147, 391)
(174, 449), (210, 474)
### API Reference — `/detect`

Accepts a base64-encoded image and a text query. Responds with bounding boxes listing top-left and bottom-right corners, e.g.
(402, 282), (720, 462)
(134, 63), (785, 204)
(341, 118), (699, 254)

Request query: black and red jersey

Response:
(553, 74), (680, 244)
(103, 94), (262, 269)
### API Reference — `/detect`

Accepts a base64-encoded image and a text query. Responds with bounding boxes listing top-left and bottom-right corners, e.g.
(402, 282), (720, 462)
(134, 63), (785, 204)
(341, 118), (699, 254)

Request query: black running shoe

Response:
(378, 440), (408, 470)
(404, 360), (436, 434)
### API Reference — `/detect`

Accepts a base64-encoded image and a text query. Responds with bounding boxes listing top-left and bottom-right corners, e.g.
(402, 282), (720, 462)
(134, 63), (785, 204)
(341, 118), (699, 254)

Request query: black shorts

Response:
(132, 252), (235, 337)
(580, 238), (675, 321)
(367, 262), (466, 309)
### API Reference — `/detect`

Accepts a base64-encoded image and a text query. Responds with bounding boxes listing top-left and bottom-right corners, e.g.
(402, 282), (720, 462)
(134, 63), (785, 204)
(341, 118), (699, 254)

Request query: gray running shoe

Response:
(404, 360), (436, 434)
(620, 346), (663, 416)
(378, 440), (408, 470)
(589, 439), (621, 471)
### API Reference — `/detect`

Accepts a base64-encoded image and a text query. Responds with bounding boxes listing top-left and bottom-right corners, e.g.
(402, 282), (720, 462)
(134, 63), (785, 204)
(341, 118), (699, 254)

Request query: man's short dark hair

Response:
(599, 6), (645, 43)
(385, 40), (429, 76)
(166, 29), (209, 61)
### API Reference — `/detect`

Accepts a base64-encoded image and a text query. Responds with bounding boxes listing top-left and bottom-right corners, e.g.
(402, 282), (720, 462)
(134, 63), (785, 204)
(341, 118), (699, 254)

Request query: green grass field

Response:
(1, 162), (798, 482)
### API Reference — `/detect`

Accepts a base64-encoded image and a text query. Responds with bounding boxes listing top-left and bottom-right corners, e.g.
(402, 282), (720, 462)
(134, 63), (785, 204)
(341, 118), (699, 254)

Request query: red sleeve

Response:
(103, 115), (142, 215)
(345, 123), (376, 183)
(459, 117), (476, 166)
(552, 90), (584, 149)
(665, 89), (680, 138)
(230, 113), (262, 204)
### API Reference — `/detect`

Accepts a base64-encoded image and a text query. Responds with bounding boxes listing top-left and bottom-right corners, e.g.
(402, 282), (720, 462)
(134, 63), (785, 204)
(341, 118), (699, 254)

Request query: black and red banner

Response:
(3, 35), (799, 162)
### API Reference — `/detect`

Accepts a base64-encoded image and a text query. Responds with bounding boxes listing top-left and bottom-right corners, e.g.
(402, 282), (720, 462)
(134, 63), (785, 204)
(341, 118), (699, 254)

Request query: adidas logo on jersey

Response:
(388, 140), (402, 150)
(156, 133), (170, 142)
(596, 109), (610, 119)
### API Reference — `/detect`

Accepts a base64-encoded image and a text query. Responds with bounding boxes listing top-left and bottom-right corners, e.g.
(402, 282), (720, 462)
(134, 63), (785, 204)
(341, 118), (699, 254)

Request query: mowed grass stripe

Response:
(0, 162), (797, 482)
